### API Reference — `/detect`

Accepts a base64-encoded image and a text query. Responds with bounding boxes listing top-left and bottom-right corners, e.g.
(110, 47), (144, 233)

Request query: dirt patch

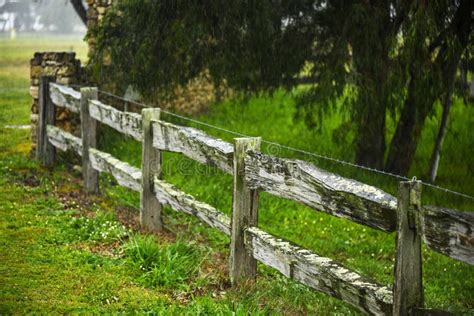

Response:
(22, 175), (40, 187)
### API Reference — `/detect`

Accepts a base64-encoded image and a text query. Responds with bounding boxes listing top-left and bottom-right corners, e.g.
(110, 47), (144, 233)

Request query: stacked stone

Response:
(30, 52), (81, 153)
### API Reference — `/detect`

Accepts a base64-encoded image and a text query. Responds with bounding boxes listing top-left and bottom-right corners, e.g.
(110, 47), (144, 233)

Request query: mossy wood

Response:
(421, 205), (474, 265)
(244, 151), (398, 232)
(230, 138), (261, 285)
(80, 87), (99, 193)
(49, 83), (81, 113)
(88, 99), (143, 141)
(46, 125), (82, 156)
(37, 77), (56, 166)
(393, 181), (423, 315)
(153, 177), (231, 236)
(89, 148), (142, 192)
(151, 120), (234, 174)
(244, 226), (393, 315)
(140, 109), (163, 230)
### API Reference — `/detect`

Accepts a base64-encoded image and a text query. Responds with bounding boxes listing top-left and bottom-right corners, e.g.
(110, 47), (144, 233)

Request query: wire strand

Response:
(71, 85), (474, 202)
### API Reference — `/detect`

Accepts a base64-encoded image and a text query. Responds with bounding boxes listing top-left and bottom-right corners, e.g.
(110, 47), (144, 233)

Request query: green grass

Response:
(1, 35), (473, 314)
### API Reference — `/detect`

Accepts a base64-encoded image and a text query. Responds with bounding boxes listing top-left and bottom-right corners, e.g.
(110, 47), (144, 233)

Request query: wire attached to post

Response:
(67, 84), (474, 202)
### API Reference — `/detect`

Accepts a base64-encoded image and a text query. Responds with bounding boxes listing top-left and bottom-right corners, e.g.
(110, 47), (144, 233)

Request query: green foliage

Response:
(93, 0), (473, 172)
(1, 36), (473, 314)
(64, 211), (130, 243)
(92, 0), (316, 98)
(122, 235), (203, 288)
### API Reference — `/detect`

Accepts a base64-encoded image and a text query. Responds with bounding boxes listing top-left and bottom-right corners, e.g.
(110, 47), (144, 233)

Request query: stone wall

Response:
(30, 52), (82, 153)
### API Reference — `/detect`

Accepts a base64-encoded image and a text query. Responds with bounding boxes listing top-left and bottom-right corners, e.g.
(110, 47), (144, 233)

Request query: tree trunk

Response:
(385, 0), (470, 176)
(384, 76), (427, 176)
(428, 66), (457, 182)
(355, 104), (386, 169)
(70, 0), (87, 26)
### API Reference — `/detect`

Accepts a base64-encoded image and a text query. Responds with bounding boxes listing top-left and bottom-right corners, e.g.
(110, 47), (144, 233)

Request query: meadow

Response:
(0, 35), (473, 314)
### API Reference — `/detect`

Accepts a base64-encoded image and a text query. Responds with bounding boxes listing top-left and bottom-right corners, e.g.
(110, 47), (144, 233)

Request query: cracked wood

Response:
(244, 151), (397, 232)
(153, 177), (231, 235)
(89, 148), (142, 192)
(49, 83), (81, 113)
(245, 227), (393, 315)
(46, 125), (82, 156)
(88, 99), (143, 141)
(152, 120), (233, 174)
(421, 206), (474, 265)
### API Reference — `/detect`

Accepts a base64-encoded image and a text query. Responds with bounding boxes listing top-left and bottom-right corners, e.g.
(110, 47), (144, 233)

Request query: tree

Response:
(385, 0), (473, 175)
(70, 0), (87, 26)
(92, 0), (472, 175)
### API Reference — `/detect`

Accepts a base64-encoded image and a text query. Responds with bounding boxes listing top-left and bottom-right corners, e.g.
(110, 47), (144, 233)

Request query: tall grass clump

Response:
(122, 234), (204, 288)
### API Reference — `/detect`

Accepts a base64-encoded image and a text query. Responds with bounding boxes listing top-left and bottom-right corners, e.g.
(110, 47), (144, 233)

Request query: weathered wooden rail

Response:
(37, 77), (474, 315)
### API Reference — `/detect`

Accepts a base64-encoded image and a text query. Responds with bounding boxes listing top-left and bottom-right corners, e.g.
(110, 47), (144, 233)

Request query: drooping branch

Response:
(70, 0), (87, 26)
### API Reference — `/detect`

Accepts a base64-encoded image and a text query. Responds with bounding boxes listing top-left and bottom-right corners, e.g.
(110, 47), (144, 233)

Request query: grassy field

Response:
(0, 35), (473, 314)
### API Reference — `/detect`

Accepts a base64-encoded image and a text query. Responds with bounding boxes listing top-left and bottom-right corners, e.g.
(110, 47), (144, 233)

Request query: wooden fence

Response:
(37, 77), (474, 315)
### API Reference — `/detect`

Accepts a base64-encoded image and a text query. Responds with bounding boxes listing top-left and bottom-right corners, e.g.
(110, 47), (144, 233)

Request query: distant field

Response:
(0, 35), (473, 314)
(0, 34), (87, 93)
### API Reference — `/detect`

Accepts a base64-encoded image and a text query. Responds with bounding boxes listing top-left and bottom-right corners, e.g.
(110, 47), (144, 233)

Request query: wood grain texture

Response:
(244, 227), (393, 315)
(140, 108), (163, 231)
(49, 83), (81, 113)
(37, 77), (56, 166)
(393, 181), (423, 315)
(230, 138), (261, 285)
(152, 120), (233, 174)
(421, 206), (474, 265)
(244, 151), (397, 232)
(46, 125), (82, 156)
(80, 87), (99, 193)
(89, 148), (142, 192)
(153, 178), (231, 235)
(89, 99), (143, 141)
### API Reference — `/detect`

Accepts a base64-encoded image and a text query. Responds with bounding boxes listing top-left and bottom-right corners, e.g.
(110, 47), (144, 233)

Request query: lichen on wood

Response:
(49, 83), (81, 114)
(244, 227), (393, 315)
(153, 177), (231, 235)
(89, 148), (142, 192)
(244, 151), (397, 232)
(46, 125), (82, 156)
(88, 99), (143, 141)
(421, 205), (474, 265)
(152, 120), (233, 174)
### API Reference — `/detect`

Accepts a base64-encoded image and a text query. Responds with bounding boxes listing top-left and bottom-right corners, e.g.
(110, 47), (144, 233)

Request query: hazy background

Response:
(0, 0), (86, 36)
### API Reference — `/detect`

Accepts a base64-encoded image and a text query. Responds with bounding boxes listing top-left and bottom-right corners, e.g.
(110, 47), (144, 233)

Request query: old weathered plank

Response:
(230, 138), (261, 285)
(46, 125), (82, 156)
(89, 99), (143, 141)
(153, 177), (231, 235)
(89, 148), (142, 192)
(244, 151), (397, 232)
(80, 87), (99, 193)
(393, 181), (423, 315)
(37, 77), (56, 166)
(421, 205), (474, 265)
(49, 82), (81, 113)
(151, 120), (234, 174)
(140, 108), (163, 231)
(244, 227), (393, 315)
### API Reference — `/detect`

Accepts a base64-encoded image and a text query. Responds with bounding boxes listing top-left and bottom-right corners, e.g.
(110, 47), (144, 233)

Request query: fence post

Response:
(230, 137), (261, 285)
(80, 87), (99, 193)
(393, 180), (423, 315)
(36, 76), (56, 167)
(140, 108), (163, 231)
